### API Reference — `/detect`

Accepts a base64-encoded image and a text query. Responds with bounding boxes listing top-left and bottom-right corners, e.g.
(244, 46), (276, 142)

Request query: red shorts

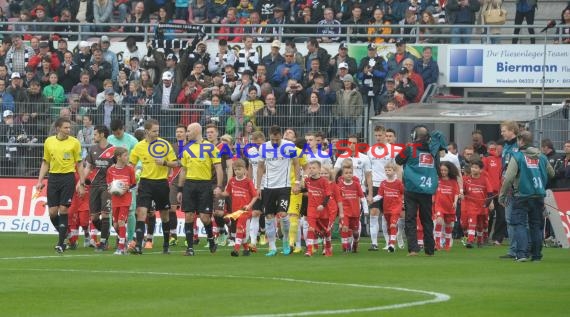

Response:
(112, 206), (129, 224)
(69, 208), (90, 227)
(341, 216), (360, 231)
(307, 217), (329, 235)
(383, 213), (400, 227)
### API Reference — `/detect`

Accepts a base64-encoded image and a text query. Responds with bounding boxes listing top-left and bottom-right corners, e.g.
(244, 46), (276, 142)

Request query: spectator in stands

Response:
(123, 80), (143, 106)
(256, 0), (276, 22)
(208, 0), (228, 24)
(446, 0), (481, 44)
(386, 40), (415, 78)
(6, 34), (34, 75)
(7, 72), (29, 113)
(357, 43), (387, 115)
(253, 64), (268, 86)
(57, 51), (80, 93)
(379, 77), (406, 111)
(54, 8), (79, 41)
(99, 36), (119, 83)
(481, 0), (506, 44)
(95, 88), (124, 128)
(303, 58), (328, 88)
(225, 103), (248, 138)
(202, 95), (231, 127)
(285, 41), (305, 73)
(306, 73), (335, 105)
(28, 42), (60, 72)
(403, 58), (424, 103)
(242, 86), (265, 124)
(208, 39), (237, 75)
(294, 6), (315, 37)
(305, 39), (331, 73)
(329, 62), (350, 92)
(189, 0), (209, 24)
(222, 64), (240, 88)
(14, 10), (33, 37)
(73, 41), (91, 72)
(394, 67), (418, 104)
(414, 47), (439, 87)
(96, 79), (122, 107)
(87, 48), (112, 91)
(92, 0), (113, 33)
(329, 42), (358, 81)
(419, 10), (442, 43)
(261, 40), (284, 79)
(188, 62), (212, 88)
(71, 72), (98, 107)
(236, 0), (254, 20)
(271, 50), (302, 89)
(114, 71), (129, 99)
(77, 114), (95, 149)
(140, 69), (154, 88)
(124, 2), (149, 42)
(184, 41), (210, 76)
(278, 79), (306, 128)
(67, 94), (87, 125)
(246, 11), (266, 43)
(0, 65), (9, 84)
(333, 74), (363, 138)
(303, 91), (330, 135)
(333, 0), (353, 22)
(381, 0), (407, 23)
(49, 107), (78, 135)
(345, 5), (368, 43)
(236, 36), (260, 74)
(265, 5), (287, 42)
(231, 72), (261, 103)
(31, 5), (54, 40)
(317, 8), (342, 43)
(555, 7), (570, 44)
(255, 93), (283, 135)
(0, 79), (15, 112)
(177, 76), (202, 126)
(512, 0), (537, 44)
(42, 72), (66, 106)
(399, 10), (419, 43)
(219, 7), (246, 43)
(52, 39), (70, 65)
(0, 109), (28, 176)
(368, 9), (393, 44)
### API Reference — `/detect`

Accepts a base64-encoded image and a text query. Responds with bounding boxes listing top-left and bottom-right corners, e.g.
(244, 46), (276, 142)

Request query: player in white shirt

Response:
(334, 135), (373, 199)
(256, 125), (302, 256)
(304, 132), (333, 167)
(367, 126), (399, 251)
(247, 131), (266, 252)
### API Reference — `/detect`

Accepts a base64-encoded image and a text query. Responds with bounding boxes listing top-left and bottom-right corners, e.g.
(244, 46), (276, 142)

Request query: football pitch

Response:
(1, 233), (568, 317)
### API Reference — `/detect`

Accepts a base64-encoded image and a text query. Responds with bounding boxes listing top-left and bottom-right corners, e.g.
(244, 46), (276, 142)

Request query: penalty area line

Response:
(0, 268), (451, 316)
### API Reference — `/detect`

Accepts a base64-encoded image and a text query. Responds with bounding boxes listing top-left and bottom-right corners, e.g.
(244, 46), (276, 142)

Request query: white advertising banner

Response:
(446, 44), (570, 88)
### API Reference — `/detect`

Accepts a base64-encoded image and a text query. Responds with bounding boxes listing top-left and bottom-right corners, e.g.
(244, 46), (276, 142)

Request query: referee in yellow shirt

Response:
(129, 119), (178, 255)
(36, 118), (84, 254)
(177, 123), (224, 256)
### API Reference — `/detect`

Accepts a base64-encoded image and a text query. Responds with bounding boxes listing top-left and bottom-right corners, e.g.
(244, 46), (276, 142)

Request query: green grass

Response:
(1, 233), (568, 317)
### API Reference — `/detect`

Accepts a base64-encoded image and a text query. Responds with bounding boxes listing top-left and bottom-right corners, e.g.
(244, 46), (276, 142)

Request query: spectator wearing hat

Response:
(31, 5), (54, 40)
(328, 61), (351, 92)
(317, 7), (342, 43)
(6, 72), (30, 114)
(386, 40), (415, 78)
(73, 41), (92, 72)
(122, 37), (143, 71)
(96, 79), (124, 107)
(265, 5), (287, 42)
(333, 74), (363, 139)
(368, 8), (393, 44)
(304, 38), (331, 74)
(57, 51), (80, 93)
(378, 77), (402, 111)
(261, 40), (285, 80)
(394, 66), (418, 104)
(156, 71), (181, 109)
(51, 37), (71, 64)
(95, 87), (124, 129)
(99, 36), (119, 83)
(446, 0), (481, 44)
(345, 4), (368, 43)
(357, 43), (387, 115)
(42, 72), (66, 106)
(87, 48), (112, 91)
(161, 53), (184, 89)
(0, 78), (15, 113)
(6, 34), (35, 75)
(328, 42), (358, 80)
(182, 40), (211, 77)
(28, 42), (61, 72)
(271, 49), (303, 90)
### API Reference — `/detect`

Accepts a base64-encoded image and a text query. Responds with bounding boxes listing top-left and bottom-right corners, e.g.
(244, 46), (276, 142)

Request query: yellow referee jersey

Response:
(129, 138), (177, 180)
(43, 136), (82, 174)
(181, 140), (221, 180)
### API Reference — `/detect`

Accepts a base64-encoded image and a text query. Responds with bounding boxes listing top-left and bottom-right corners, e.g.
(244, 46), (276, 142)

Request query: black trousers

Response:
(490, 196), (507, 242)
(404, 191), (435, 255)
(512, 9), (536, 44)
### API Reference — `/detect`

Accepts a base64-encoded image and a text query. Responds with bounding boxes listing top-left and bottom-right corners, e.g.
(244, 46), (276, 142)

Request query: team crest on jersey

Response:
(525, 156), (539, 168)
(419, 153), (434, 167)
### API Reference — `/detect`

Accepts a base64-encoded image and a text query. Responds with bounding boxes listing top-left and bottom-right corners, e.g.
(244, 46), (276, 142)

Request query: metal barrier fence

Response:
(0, 21), (567, 43)
(1, 102), (368, 177)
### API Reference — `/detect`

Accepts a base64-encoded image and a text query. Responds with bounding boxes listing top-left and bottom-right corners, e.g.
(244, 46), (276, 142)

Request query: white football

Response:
(109, 180), (127, 196)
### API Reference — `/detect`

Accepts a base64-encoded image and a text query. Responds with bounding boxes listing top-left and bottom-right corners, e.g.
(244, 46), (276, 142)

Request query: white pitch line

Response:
(1, 268), (451, 316)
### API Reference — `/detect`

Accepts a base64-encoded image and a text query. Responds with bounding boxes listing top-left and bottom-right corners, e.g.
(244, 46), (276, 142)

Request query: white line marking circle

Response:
(4, 267), (451, 316)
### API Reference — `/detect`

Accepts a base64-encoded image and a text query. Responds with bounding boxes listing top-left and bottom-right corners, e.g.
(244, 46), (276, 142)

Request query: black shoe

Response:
(131, 246), (143, 255)
(465, 243), (473, 249)
(162, 246), (170, 254)
(242, 249), (251, 256)
(95, 242), (107, 252)
(499, 254), (516, 259)
(55, 245), (65, 254)
(208, 238), (217, 254)
(231, 250), (239, 257)
(184, 248), (195, 256)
